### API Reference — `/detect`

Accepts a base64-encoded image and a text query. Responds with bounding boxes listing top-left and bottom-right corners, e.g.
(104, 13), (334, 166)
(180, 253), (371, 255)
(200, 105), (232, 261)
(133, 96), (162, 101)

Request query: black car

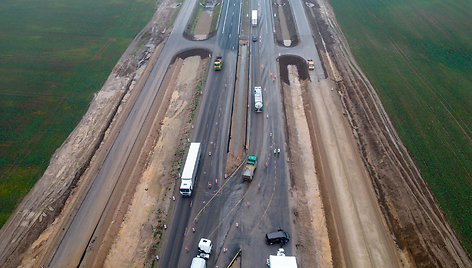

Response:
(266, 229), (290, 245)
(252, 35), (258, 42)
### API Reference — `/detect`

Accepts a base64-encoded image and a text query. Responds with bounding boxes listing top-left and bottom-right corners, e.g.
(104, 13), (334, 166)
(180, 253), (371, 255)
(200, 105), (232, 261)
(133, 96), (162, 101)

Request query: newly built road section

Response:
(41, 0), (402, 266)
(42, 0), (214, 266)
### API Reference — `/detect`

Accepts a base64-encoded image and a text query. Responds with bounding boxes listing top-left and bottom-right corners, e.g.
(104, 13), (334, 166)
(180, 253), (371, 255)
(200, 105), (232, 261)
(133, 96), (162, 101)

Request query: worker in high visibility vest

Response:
(277, 148), (280, 156)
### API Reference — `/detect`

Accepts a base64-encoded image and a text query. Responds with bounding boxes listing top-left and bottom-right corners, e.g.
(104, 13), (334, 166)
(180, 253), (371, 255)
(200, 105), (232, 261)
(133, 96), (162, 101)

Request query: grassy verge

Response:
(330, 0), (472, 253)
(191, 60), (209, 122)
(0, 0), (156, 227)
(132, 34), (151, 56)
(189, 3), (204, 36)
(209, 2), (222, 33)
(166, 1), (183, 29)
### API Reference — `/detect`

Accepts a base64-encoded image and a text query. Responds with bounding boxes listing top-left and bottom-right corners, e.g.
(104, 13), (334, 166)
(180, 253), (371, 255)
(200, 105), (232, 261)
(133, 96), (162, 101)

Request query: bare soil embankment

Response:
(184, 1), (222, 40)
(103, 55), (209, 267)
(305, 0), (472, 266)
(272, 0), (299, 47)
(281, 63), (332, 267)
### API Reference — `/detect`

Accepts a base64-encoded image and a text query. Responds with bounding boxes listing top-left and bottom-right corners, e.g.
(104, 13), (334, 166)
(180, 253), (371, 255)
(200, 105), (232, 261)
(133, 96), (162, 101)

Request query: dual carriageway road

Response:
(42, 0), (402, 267)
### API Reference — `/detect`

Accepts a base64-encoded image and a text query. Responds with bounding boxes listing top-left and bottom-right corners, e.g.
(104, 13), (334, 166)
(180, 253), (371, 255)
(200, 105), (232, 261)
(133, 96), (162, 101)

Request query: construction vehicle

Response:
(180, 142), (201, 197)
(266, 248), (297, 268)
(254, 86), (263, 112)
(308, 59), (315, 70)
(214, 56), (222, 71)
(243, 155), (257, 181)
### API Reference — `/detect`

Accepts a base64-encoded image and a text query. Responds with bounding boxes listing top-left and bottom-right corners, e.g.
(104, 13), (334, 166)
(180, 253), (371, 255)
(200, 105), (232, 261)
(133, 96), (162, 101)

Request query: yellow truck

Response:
(214, 56), (222, 71)
(308, 59), (315, 70)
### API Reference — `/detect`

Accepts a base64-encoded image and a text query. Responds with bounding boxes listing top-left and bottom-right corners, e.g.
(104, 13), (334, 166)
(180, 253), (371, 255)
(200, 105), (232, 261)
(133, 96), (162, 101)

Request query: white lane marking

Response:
(238, 0), (242, 34)
(222, 0), (230, 33)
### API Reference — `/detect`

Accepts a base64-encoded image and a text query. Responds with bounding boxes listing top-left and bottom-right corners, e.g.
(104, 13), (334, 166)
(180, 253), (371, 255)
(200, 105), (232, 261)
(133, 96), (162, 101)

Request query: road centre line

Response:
(222, 0), (230, 33)
(250, 160), (277, 235)
(208, 185), (250, 237)
(191, 159), (246, 224)
(209, 157), (279, 237)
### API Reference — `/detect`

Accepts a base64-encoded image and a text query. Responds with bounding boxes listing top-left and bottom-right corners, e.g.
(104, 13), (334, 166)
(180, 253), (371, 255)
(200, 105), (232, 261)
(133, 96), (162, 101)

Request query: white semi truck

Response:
(180, 142), (201, 196)
(252, 10), (258, 26)
(254, 86), (263, 112)
(190, 238), (213, 268)
(266, 248), (297, 268)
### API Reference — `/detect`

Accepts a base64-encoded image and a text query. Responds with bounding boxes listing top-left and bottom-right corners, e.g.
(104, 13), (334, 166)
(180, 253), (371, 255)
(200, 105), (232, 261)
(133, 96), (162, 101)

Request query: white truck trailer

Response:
(180, 142), (201, 196)
(266, 248), (297, 268)
(190, 257), (206, 268)
(254, 86), (263, 112)
(252, 10), (258, 26)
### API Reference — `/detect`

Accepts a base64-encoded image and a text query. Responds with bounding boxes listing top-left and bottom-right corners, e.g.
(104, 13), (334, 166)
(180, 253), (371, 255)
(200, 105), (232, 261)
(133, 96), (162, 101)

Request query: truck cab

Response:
(214, 57), (222, 71)
(179, 180), (192, 196)
(198, 238), (213, 260)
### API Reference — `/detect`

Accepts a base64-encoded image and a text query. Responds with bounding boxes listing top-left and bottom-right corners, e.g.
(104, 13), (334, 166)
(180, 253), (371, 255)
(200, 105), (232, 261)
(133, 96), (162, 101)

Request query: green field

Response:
(0, 0), (156, 227)
(330, 0), (472, 253)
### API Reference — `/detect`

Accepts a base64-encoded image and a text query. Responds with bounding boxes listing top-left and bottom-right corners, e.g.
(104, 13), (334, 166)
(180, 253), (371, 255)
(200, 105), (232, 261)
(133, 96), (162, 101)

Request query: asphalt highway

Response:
(42, 0), (401, 266)
(160, 0), (302, 266)
(44, 0), (214, 266)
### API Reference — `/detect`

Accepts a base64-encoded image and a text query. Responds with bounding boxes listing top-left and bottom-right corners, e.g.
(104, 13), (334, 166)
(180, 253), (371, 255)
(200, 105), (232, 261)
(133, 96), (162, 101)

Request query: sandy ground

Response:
(272, 0), (299, 47)
(104, 56), (204, 267)
(274, 0), (291, 46)
(194, 10), (212, 40)
(283, 65), (332, 267)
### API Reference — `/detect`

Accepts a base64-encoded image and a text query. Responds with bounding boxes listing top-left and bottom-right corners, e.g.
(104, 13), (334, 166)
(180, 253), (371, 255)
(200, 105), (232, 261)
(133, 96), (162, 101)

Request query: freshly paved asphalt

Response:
(45, 0), (327, 266)
(159, 0), (328, 266)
